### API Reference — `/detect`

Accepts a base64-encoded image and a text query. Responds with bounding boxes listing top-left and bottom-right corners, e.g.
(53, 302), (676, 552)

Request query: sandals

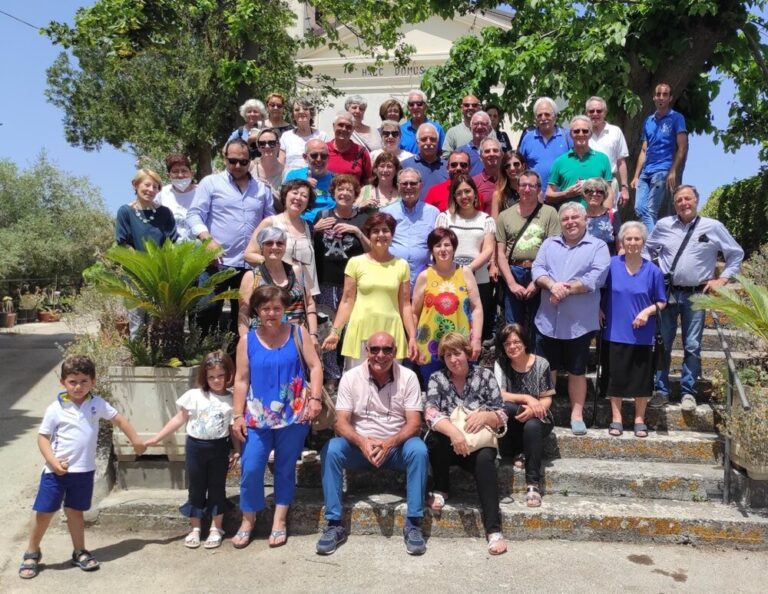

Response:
(232, 528), (252, 549)
(19, 551), (41, 579)
(204, 527), (223, 549)
(634, 423), (649, 438)
(269, 529), (287, 548)
(525, 485), (542, 508)
(427, 491), (447, 512)
(487, 532), (507, 556)
(608, 422), (624, 437)
(513, 454), (525, 469)
(184, 527), (201, 549)
(71, 549), (100, 571)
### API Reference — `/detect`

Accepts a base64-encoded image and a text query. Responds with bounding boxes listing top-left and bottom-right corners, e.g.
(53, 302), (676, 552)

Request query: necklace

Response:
(133, 205), (157, 224)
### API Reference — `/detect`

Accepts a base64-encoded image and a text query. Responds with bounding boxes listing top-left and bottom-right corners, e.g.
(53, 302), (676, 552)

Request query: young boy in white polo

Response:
(18, 355), (146, 579)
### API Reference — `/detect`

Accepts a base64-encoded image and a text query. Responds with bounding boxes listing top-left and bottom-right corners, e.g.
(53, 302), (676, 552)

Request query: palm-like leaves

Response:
(90, 239), (239, 363)
(691, 274), (768, 350)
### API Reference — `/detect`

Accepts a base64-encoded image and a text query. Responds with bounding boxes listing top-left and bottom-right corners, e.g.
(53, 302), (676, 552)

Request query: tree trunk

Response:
(194, 142), (213, 178)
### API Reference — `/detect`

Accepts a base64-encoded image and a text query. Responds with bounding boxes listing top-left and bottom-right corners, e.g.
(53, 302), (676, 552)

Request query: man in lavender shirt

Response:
(532, 202), (610, 435)
(187, 138), (275, 334)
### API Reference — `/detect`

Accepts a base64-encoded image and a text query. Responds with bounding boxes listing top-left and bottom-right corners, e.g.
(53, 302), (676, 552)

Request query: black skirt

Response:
(601, 340), (653, 398)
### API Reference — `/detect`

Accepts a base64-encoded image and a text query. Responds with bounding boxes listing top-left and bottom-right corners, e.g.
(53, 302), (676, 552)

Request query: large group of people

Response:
(22, 84), (744, 580)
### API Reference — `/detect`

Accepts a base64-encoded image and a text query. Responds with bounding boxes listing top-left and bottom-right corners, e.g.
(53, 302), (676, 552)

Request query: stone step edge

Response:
(95, 489), (768, 548)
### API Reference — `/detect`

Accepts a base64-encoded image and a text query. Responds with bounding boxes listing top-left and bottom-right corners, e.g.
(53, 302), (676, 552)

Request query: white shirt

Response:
(370, 148), (414, 164)
(589, 123), (629, 174)
(39, 394), (118, 473)
(280, 129), (329, 176)
(156, 184), (197, 242)
(177, 388), (234, 440)
(435, 210), (496, 284)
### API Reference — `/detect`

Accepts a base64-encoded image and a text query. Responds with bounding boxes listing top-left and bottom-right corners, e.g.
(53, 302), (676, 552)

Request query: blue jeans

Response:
(320, 436), (428, 521)
(634, 170), (669, 232)
(654, 290), (704, 398)
(503, 266), (540, 340)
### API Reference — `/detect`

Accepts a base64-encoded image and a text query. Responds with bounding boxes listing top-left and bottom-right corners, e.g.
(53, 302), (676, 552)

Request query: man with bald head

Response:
(283, 138), (335, 221)
(316, 331), (428, 556)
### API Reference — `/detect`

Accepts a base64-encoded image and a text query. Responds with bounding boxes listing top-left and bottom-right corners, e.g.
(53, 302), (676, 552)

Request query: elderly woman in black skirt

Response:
(601, 221), (667, 438)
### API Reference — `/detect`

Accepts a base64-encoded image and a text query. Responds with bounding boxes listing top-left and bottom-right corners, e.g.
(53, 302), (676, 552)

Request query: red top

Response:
(424, 179), (451, 212)
(473, 171), (498, 215)
(326, 140), (372, 185)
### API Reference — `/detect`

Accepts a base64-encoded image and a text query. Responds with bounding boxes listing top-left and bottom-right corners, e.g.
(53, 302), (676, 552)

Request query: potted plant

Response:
(692, 274), (768, 479)
(88, 239), (238, 461)
(17, 287), (44, 323)
(1, 296), (16, 328)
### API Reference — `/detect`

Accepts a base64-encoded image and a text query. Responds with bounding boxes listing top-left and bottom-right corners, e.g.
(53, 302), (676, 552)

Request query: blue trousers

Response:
(239, 423), (309, 512)
(502, 265), (540, 341)
(320, 436), (428, 521)
(634, 170), (669, 232)
(655, 291), (704, 398)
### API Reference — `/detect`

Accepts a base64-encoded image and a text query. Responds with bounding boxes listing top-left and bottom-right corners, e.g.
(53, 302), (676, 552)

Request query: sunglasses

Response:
(587, 109), (604, 114)
(226, 157), (250, 166)
(368, 346), (395, 355)
(262, 240), (286, 247)
(506, 161), (523, 168)
(462, 102), (480, 108)
(584, 189), (605, 196)
(381, 130), (400, 138)
(399, 181), (419, 187)
(258, 140), (278, 148)
(308, 152), (328, 160)
(449, 162), (469, 169)
(571, 128), (590, 135)
(408, 101), (425, 107)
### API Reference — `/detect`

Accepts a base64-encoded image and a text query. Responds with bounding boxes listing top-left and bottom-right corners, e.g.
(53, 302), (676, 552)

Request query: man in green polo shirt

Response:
(546, 115), (612, 209)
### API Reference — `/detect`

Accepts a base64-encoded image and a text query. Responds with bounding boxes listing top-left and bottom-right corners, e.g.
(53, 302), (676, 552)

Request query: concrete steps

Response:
(95, 488), (768, 549)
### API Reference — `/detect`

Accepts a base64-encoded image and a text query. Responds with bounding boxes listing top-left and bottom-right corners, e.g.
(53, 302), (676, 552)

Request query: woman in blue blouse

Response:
(231, 286), (323, 549)
(601, 221), (666, 438)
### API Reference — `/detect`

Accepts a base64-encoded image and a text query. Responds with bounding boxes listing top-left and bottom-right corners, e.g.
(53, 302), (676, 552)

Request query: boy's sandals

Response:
(513, 454), (525, 469)
(427, 491), (447, 512)
(184, 527), (201, 549)
(232, 528), (252, 549)
(269, 529), (287, 548)
(204, 527), (224, 549)
(634, 423), (649, 438)
(71, 549), (100, 571)
(525, 485), (542, 508)
(487, 532), (507, 556)
(19, 551), (42, 579)
(608, 422), (624, 437)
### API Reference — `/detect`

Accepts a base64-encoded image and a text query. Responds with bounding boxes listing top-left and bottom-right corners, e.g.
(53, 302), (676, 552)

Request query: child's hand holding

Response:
(144, 436), (160, 447)
(228, 451), (240, 471)
(133, 442), (147, 456)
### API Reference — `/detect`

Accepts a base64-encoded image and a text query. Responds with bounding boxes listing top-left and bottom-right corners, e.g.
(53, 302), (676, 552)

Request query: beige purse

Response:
(449, 406), (507, 453)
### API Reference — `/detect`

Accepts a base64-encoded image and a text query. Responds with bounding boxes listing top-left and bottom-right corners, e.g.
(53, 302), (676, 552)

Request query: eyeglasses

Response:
(381, 130), (400, 138)
(408, 101), (425, 107)
(504, 339), (523, 348)
(262, 240), (285, 247)
(257, 140), (277, 148)
(587, 109), (604, 114)
(449, 161), (470, 169)
(399, 181), (420, 187)
(462, 102), (480, 108)
(519, 182), (539, 189)
(226, 158), (249, 166)
(368, 345), (395, 355)
(571, 128), (590, 135)
(584, 189), (605, 196)
(308, 152), (328, 160)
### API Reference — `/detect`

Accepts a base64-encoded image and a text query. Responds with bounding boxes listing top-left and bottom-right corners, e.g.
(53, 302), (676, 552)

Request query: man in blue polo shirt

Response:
(283, 138), (335, 222)
(518, 97), (573, 193)
(630, 82), (688, 231)
(401, 124), (449, 201)
(458, 110), (493, 176)
(400, 90), (445, 154)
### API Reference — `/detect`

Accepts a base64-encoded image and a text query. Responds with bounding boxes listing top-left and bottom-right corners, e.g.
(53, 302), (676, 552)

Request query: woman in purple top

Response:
(601, 221), (666, 438)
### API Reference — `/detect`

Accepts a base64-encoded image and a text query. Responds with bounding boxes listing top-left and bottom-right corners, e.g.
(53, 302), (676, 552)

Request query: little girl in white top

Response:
(145, 350), (238, 549)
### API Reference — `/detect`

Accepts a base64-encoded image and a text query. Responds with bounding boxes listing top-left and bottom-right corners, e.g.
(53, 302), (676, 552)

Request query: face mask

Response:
(171, 177), (192, 192)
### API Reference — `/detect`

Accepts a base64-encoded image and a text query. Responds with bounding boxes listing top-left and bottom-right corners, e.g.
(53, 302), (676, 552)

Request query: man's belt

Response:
(509, 259), (534, 268)
(671, 284), (705, 292)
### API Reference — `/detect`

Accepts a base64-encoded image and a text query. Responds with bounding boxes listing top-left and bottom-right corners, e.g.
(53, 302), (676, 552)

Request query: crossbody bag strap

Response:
(506, 203), (542, 261)
(668, 216), (700, 280)
(291, 324), (309, 378)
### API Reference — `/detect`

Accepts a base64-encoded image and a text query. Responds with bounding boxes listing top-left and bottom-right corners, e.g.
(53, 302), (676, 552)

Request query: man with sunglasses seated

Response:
(545, 115), (613, 210)
(187, 138), (275, 335)
(317, 331), (429, 557)
(284, 139), (336, 222)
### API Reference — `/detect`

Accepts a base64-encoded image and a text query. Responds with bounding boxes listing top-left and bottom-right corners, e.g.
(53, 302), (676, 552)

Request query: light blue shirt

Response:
(644, 215), (743, 286)
(532, 232), (610, 339)
(381, 200), (440, 288)
(400, 118), (446, 154)
(187, 171), (275, 268)
(518, 125), (573, 190)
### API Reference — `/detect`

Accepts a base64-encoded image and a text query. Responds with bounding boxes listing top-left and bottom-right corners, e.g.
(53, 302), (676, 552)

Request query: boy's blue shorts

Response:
(32, 471), (95, 513)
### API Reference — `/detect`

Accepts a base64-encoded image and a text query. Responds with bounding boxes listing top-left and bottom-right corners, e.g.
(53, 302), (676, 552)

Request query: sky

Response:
(0, 1), (763, 215)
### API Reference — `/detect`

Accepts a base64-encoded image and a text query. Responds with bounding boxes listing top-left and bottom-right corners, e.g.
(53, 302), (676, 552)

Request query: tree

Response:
(0, 153), (114, 284)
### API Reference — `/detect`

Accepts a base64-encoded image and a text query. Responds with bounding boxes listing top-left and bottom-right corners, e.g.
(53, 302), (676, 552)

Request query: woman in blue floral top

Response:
(424, 332), (508, 555)
(584, 177), (621, 255)
(231, 285), (323, 549)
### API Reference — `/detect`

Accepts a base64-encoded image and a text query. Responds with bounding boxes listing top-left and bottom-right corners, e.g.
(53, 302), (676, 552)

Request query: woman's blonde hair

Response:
(437, 332), (472, 359)
(131, 168), (162, 206)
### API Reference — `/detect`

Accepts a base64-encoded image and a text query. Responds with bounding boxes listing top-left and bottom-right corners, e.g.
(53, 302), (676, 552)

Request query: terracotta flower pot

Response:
(37, 311), (53, 323)
(2, 312), (17, 328)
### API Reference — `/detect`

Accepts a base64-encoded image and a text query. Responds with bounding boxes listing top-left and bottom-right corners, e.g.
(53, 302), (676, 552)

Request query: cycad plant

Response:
(89, 239), (239, 365)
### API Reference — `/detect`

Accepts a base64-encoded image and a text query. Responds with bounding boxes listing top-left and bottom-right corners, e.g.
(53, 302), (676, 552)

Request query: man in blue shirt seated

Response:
(401, 124), (449, 202)
(645, 185), (743, 410)
(187, 139), (275, 334)
(283, 138), (335, 222)
(400, 89), (445, 154)
(532, 202), (610, 435)
(631, 82), (688, 231)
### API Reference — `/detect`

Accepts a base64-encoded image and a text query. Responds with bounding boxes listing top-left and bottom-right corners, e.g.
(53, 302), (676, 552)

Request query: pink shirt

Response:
(336, 362), (423, 440)
(472, 170), (498, 215)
